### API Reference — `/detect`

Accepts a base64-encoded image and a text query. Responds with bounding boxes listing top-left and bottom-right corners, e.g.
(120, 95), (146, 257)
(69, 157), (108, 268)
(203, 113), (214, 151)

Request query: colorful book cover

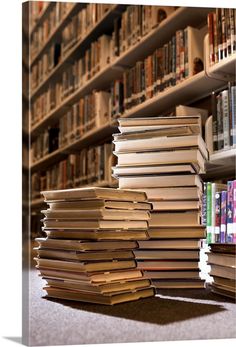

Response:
(220, 190), (227, 243)
(233, 180), (236, 242)
(226, 180), (234, 242)
(201, 182), (207, 226)
(206, 182), (212, 244)
(214, 191), (221, 243)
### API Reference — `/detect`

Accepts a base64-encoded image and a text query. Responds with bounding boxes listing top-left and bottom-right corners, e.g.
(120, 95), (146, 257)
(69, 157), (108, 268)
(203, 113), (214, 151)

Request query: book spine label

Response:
(226, 181), (234, 242)
(206, 182), (213, 244)
(233, 180), (236, 242)
(214, 191), (221, 242)
(221, 90), (230, 149)
(220, 190), (227, 243)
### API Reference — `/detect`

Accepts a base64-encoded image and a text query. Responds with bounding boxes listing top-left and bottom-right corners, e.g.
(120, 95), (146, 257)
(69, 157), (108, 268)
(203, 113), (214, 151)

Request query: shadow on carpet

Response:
(45, 293), (226, 325)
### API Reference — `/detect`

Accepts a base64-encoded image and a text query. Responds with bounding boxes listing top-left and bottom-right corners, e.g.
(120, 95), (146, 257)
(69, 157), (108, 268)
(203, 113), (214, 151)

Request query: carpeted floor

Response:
(26, 269), (236, 346)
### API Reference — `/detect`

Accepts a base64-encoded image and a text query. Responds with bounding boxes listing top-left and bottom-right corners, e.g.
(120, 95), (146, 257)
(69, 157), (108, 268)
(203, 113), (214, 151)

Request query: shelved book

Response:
(202, 180), (236, 244)
(112, 116), (208, 289)
(207, 243), (236, 300)
(35, 187), (155, 304)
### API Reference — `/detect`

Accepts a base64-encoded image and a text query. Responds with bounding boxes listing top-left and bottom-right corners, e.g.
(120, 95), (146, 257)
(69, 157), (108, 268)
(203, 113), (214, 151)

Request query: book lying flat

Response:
(43, 277), (152, 294)
(42, 219), (148, 230)
(43, 286), (155, 305)
(137, 239), (201, 250)
(211, 282), (236, 294)
(151, 200), (201, 211)
(209, 264), (236, 280)
(207, 253), (236, 268)
(210, 284), (236, 300)
(142, 270), (200, 279)
(36, 238), (139, 251)
(39, 268), (144, 284)
(47, 200), (152, 211)
(213, 276), (236, 290)
(36, 248), (135, 261)
(149, 211), (201, 227)
(41, 187), (147, 202)
(113, 134), (208, 160)
(43, 229), (149, 240)
(35, 257), (137, 273)
(147, 227), (206, 239)
(152, 279), (205, 289)
(209, 243), (236, 255)
(112, 164), (199, 176)
(118, 116), (201, 129)
(113, 125), (201, 141)
(41, 209), (150, 221)
(118, 174), (203, 190)
(139, 187), (202, 201)
(134, 250), (200, 260)
(115, 149), (205, 173)
(136, 260), (200, 270)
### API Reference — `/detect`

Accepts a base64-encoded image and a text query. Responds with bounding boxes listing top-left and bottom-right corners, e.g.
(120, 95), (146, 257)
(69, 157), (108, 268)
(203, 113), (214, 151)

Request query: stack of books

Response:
(35, 187), (155, 305)
(207, 243), (236, 300)
(113, 116), (208, 289)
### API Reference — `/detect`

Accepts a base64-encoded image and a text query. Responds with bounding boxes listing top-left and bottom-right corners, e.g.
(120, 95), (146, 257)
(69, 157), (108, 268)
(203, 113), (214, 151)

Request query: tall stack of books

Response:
(35, 187), (155, 305)
(207, 243), (236, 300)
(112, 116), (208, 289)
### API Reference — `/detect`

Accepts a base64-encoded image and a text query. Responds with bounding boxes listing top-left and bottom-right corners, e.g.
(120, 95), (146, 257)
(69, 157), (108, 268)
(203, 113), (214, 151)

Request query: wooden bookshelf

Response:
(31, 120), (118, 172)
(29, 2), (53, 37)
(30, 3), (85, 66)
(30, 4), (126, 99)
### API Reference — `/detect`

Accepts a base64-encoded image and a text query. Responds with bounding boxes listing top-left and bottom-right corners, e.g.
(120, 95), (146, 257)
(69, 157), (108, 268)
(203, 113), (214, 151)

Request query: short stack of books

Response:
(207, 243), (236, 300)
(112, 116), (208, 289)
(35, 187), (155, 305)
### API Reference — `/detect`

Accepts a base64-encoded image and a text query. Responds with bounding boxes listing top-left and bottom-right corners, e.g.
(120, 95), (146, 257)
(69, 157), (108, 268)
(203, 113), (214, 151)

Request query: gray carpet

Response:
(26, 269), (236, 346)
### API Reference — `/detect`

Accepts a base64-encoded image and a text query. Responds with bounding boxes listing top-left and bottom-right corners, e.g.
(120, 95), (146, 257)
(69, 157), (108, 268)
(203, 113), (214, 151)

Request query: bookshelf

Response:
(29, 2), (53, 36)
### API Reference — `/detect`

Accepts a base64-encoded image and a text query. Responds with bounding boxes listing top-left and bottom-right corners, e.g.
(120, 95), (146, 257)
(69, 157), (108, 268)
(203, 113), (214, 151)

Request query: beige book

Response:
(41, 187), (147, 202)
(151, 200), (200, 211)
(35, 257), (136, 273)
(112, 164), (199, 176)
(43, 219), (148, 230)
(143, 270), (200, 279)
(134, 250), (200, 260)
(38, 268), (144, 283)
(43, 277), (151, 294)
(209, 264), (236, 280)
(36, 238), (139, 251)
(137, 239), (201, 250)
(43, 286), (155, 305)
(36, 248), (134, 262)
(207, 253), (236, 268)
(149, 211), (201, 227)
(41, 209), (150, 221)
(113, 134), (208, 160)
(213, 276), (236, 290)
(137, 260), (199, 270)
(147, 227), (206, 239)
(118, 116), (201, 128)
(138, 187), (202, 201)
(115, 149), (205, 173)
(118, 174), (203, 190)
(152, 279), (205, 289)
(210, 284), (236, 300)
(47, 200), (152, 211)
(43, 229), (149, 240)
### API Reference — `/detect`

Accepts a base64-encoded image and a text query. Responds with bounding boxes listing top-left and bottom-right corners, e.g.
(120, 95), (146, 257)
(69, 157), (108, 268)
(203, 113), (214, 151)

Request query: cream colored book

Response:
(118, 174), (203, 190)
(138, 187), (202, 201)
(118, 116), (201, 128)
(41, 187), (147, 202)
(151, 200), (200, 211)
(137, 260), (200, 270)
(152, 279), (205, 289)
(43, 286), (155, 305)
(143, 270), (200, 279)
(112, 164), (199, 176)
(114, 134), (208, 160)
(134, 250), (200, 260)
(115, 149), (205, 173)
(41, 209), (150, 221)
(149, 211), (201, 227)
(207, 253), (236, 268)
(147, 227), (206, 239)
(137, 239), (201, 249)
(209, 264), (236, 280)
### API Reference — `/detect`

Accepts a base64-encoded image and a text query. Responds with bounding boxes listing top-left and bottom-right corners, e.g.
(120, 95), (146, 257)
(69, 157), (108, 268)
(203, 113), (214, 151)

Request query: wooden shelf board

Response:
(208, 54), (236, 79)
(30, 3), (85, 67)
(31, 121), (118, 172)
(29, 2), (54, 37)
(30, 4), (127, 99)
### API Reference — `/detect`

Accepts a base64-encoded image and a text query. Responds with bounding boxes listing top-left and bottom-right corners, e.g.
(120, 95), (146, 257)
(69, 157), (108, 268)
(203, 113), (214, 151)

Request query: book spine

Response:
(221, 90), (230, 149)
(233, 180), (236, 242)
(226, 181), (234, 242)
(220, 190), (227, 243)
(214, 191), (221, 243)
(216, 93), (224, 150)
(211, 91), (218, 151)
(201, 182), (207, 226)
(208, 12), (215, 65)
(230, 83), (236, 147)
(206, 182), (213, 244)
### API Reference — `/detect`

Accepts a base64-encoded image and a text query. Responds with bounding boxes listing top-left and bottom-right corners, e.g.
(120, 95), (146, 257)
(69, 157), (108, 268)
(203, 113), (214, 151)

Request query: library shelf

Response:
(30, 120), (118, 173)
(204, 148), (236, 178)
(30, 4), (127, 99)
(113, 6), (213, 70)
(30, 3), (86, 67)
(29, 2), (53, 37)
(31, 198), (44, 209)
(207, 54), (236, 81)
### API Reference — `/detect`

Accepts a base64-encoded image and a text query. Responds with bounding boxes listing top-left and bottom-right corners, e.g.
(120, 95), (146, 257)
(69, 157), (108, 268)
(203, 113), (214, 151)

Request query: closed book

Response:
(152, 279), (205, 289)
(206, 182), (213, 244)
(150, 200), (200, 211)
(220, 191), (227, 243)
(214, 192), (221, 242)
(118, 116), (201, 129)
(210, 284), (236, 300)
(211, 183), (227, 242)
(207, 252), (236, 268)
(137, 239), (201, 250)
(134, 250), (200, 260)
(226, 181), (234, 242)
(139, 187), (201, 201)
(143, 270), (200, 279)
(147, 227), (206, 239)
(233, 180), (236, 242)
(209, 264), (236, 280)
(136, 260), (199, 270)
(149, 211), (201, 227)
